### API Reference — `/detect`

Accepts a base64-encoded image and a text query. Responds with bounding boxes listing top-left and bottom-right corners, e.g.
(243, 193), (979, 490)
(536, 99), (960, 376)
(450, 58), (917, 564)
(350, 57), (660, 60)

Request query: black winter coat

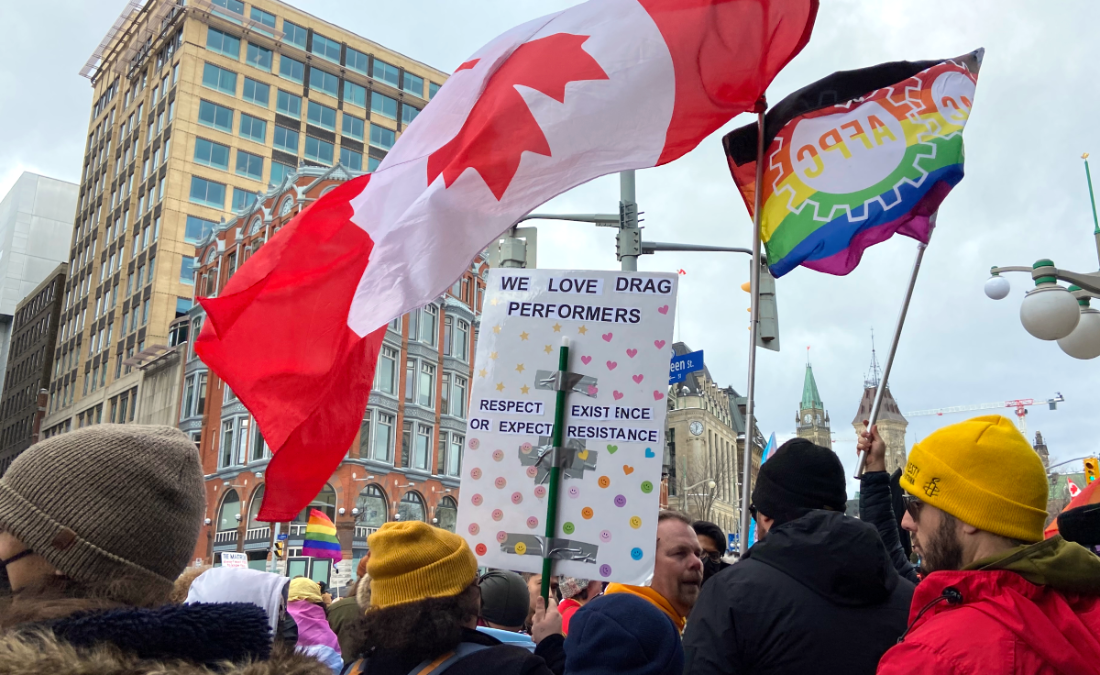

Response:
(347, 628), (564, 675)
(859, 470), (919, 584)
(682, 511), (914, 675)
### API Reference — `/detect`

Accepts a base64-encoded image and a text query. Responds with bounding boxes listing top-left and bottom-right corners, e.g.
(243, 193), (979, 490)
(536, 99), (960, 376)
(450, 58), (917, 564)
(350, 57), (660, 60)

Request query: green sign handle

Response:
(540, 337), (569, 602)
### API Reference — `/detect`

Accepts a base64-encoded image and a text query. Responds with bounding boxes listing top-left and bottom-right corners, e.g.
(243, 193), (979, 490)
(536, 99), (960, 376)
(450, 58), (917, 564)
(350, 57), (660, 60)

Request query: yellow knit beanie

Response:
(288, 577), (323, 603)
(902, 415), (1048, 542)
(366, 521), (477, 609)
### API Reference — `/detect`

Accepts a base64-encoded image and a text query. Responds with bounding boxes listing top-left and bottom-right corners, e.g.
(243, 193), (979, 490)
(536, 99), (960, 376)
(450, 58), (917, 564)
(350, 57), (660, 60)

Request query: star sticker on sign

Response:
(490, 352), (498, 360)
(543, 345), (553, 354)
(520, 385), (530, 394)
(478, 368), (488, 378)
(516, 363), (525, 373)
(490, 298), (500, 306)
(552, 323), (562, 332)
(492, 325), (501, 334)
(578, 325), (588, 335)
(496, 382), (505, 392)
(519, 331), (529, 341)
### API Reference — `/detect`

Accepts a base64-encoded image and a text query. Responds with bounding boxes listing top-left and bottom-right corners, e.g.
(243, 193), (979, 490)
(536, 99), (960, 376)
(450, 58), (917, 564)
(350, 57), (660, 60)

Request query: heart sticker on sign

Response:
(623, 465), (635, 475)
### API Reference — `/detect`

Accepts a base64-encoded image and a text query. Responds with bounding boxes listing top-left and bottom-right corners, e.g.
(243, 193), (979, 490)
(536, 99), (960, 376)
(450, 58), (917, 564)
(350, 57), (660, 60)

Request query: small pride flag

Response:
(303, 508), (342, 561)
(723, 50), (982, 278)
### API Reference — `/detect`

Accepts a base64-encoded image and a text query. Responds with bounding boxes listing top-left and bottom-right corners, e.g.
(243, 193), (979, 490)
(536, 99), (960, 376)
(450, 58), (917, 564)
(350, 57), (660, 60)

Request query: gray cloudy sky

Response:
(3, 0), (1097, 495)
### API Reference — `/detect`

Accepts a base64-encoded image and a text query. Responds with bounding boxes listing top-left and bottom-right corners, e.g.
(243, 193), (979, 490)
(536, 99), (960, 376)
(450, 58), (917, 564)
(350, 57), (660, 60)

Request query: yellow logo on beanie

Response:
(903, 461), (920, 486)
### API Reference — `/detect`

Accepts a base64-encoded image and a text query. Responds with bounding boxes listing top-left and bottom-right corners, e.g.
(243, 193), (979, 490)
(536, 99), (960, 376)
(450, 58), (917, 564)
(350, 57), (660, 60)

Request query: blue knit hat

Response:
(564, 594), (683, 675)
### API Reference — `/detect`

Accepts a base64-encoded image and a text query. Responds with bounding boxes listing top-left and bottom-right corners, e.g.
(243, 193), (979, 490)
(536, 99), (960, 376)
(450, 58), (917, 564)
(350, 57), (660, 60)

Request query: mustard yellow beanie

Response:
(366, 521), (477, 609)
(902, 415), (1048, 542)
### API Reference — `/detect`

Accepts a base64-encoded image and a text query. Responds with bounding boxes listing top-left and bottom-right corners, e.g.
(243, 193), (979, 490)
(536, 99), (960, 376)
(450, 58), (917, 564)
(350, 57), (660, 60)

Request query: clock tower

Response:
(796, 360), (832, 450)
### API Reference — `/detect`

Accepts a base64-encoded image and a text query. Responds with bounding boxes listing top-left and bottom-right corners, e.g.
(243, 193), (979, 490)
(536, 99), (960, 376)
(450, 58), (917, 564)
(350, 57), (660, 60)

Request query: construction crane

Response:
(904, 393), (1064, 436)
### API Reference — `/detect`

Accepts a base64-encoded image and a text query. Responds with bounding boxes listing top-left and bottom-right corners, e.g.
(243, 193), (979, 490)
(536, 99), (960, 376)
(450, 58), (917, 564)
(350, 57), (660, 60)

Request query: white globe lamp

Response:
(984, 274), (1011, 300)
(1058, 289), (1100, 359)
(1019, 261), (1080, 340)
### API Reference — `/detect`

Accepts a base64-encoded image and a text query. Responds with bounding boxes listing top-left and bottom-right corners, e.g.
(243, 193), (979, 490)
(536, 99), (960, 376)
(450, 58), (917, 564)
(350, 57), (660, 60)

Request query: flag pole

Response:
(854, 215), (936, 478)
(739, 97), (767, 556)
(540, 336), (570, 601)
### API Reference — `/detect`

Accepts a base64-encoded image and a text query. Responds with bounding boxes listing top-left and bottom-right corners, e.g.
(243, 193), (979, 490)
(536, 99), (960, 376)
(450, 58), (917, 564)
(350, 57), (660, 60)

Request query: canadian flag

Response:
(1068, 479), (1081, 498)
(197, 0), (818, 520)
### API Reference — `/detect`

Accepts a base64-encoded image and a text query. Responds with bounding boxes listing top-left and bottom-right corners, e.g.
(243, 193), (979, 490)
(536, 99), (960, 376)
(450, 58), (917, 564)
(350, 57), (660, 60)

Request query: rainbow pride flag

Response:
(724, 50), (982, 278)
(302, 508), (342, 561)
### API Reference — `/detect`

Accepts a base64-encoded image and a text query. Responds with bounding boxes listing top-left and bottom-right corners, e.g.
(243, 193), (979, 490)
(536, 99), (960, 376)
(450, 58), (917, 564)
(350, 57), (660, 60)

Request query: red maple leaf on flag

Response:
(427, 33), (609, 200)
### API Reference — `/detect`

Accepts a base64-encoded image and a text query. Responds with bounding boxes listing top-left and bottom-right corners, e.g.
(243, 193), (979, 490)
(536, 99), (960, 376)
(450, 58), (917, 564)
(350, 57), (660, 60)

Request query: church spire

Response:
(802, 354), (824, 411)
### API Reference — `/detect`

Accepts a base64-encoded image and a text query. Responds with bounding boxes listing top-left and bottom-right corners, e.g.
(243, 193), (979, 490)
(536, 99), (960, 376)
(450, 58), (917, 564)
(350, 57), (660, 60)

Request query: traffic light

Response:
(740, 257), (780, 352)
(1085, 457), (1099, 485)
(273, 541), (285, 558)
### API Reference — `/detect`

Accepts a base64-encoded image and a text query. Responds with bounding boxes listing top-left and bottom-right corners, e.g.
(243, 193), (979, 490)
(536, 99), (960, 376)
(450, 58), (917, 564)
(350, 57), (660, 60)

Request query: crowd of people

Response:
(0, 415), (1097, 674)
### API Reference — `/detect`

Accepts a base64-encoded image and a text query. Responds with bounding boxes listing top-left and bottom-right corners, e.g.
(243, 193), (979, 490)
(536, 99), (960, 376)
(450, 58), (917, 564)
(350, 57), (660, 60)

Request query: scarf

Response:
(603, 583), (685, 632)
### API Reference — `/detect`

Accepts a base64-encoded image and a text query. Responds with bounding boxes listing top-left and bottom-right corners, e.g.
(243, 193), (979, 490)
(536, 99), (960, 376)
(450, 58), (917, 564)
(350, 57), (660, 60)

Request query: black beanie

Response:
(752, 438), (847, 524)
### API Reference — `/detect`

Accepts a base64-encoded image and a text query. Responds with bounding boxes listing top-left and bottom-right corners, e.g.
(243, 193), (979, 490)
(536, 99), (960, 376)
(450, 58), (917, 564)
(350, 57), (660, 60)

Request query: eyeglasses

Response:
(901, 494), (925, 521)
(702, 550), (723, 563)
(748, 504), (758, 522)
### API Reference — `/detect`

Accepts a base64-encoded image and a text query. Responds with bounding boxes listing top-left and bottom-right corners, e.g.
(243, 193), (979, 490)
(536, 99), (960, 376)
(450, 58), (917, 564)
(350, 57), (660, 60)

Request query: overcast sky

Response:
(3, 0), (1098, 495)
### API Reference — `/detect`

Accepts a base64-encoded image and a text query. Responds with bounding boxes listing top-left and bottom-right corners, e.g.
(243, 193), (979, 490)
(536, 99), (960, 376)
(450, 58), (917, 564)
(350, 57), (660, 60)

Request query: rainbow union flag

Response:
(724, 50), (982, 278)
(302, 508), (342, 561)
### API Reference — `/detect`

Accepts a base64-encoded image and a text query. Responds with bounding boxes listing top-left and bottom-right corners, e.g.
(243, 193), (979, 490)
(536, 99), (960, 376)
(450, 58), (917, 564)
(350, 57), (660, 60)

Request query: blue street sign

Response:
(727, 533), (738, 552)
(669, 349), (704, 384)
(276, 533), (288, 541)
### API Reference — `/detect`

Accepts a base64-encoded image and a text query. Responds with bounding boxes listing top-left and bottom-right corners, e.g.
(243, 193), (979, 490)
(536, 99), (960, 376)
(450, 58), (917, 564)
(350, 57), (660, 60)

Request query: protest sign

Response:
(220, 551), (249, 569)
(457, 270), (677, 584)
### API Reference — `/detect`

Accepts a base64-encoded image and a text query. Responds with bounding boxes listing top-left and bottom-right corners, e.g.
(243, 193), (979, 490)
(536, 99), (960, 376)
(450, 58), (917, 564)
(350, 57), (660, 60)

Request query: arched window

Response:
(294, 484), (336, 523)
(249, 216), (264, 235)
(397, 491), (426, 522)
(437, 496), (457, 532)
(355, 485), (387, 528)
(217, 489), (240, 531)
(247, 485), (265, 529)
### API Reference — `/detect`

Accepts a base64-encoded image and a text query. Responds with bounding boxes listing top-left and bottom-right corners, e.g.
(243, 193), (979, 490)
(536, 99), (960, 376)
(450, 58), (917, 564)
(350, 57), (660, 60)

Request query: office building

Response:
(42, 0), (448, 437)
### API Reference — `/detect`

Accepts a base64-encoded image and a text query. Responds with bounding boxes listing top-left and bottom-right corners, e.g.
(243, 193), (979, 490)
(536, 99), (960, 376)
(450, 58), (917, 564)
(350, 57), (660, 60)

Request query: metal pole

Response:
(1083, 156), (1100, 266)
(621, 171), (638, 272)
(854, 217), (936, 478)
(739, 101), (766, 556)
(540, 336), (570, 601)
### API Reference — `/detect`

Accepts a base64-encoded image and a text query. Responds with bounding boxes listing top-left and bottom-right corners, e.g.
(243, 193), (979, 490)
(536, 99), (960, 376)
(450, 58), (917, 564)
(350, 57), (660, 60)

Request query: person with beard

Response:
(691, 521), (730, 586)
(682, 439), (914, 675)
(873, 416), (1100, 675)
(604, 510), (704, 634)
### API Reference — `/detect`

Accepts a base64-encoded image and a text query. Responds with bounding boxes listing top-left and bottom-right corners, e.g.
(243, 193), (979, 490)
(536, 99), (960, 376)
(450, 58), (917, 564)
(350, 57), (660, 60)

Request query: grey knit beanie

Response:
(0, 424), (205, 595)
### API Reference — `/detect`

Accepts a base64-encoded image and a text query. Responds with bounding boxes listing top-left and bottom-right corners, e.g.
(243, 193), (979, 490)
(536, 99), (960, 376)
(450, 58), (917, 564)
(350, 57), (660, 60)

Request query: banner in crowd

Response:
(457, 270), (677, 584)
(723, 49), (983, 278)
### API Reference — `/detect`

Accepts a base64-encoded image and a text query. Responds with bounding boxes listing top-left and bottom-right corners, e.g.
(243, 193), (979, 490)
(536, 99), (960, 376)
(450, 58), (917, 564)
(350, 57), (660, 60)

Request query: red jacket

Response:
(559, 598), (582, 636)
(877, 539), (1100, 675)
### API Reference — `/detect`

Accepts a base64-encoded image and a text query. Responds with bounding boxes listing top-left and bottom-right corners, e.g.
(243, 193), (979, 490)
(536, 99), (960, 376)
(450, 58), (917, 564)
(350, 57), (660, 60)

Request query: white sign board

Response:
(457, 269), (677, 584)
(221, 551), (249, 569)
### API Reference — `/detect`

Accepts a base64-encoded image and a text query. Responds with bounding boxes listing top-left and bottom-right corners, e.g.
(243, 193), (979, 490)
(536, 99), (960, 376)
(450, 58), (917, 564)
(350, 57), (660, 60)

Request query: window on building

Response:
(182, 375), (195, 419)
(368, 156), (381, 172)
(370, 92), (397, 120)
(184, 215), (215, 244)
(242, 77), (269, 107)
(401, 104), (420, 126)
(276, 90), (301, 118)
(341, 114), (364, 140)
(339, 147), (362, 171)
(375, 345), (397, 394)
(346, 47), (368, 75)
(269, 160), (294, 185)
(236, 150), (263, 180)
(455, 319), (469, 360)
(452, 375), (467, 418)
(309, 68), (339, 97)
(417, 362), (435, 408)
(189, 176), (226, 208)
(282, 20), (307, 49)
(193, 137), (230, 170)
(374, 412), (394, 463)
(429, 82), (441, 98)
(402, 72), (425, 98)
(278, 55), (304, 83)
(206, 27), (240, 59)
(372, 59), (400, 88)
(202, 63), (237, 95)
(245, 42), (272, 71)
(404, 358), (415, 403)
(180, 256), (195, 283)
(197, 372), (207, 413)
(239, 113), (266, 143)
(343, 81), (366, 108)
(198, 100), (233, 132)
(419, 305), (438, 346)
(273, 125), (299, 154)
(443, 316), (453, 356)
(232, 187), (256, 212)
(304, 136), (334, 165)
(311, 33), (341, 63)
(220, 421), (236, 468)
(413, 424), (431, 471)
(250, 7), (275, 32)
(251, 423), (266, 461)
(212, 0), (244, 17)
(307, 101), (336, 130)
(370, 123), (395, 150)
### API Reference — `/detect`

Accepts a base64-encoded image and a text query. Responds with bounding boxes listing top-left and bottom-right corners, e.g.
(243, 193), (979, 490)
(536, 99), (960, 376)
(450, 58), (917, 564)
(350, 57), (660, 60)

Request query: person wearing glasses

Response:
(682, 439), (913, 675)
(691, 521), (730, 586)
(869, 415), (1100, 675)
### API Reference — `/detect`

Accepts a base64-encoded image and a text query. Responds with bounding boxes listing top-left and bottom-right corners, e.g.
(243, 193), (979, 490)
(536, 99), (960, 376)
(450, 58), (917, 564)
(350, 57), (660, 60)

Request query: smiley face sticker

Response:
(614, 494), (627, 508)
(581, 507), (594, 520)
(470, 467), (482, 480)
(468, 523), (480, 536)
(526, 466), (538, 478)
(475, 543), (487, 556)
(533, 485), (547, 499)
(514, 542), (527, 555)
(520, 442), (533, 454)
(599, 564), (612, 577)
(599, 530), (612, 542)
(510, 491), (523, 505)
(640, 480), (654, 494)
(629, 516), (642, 529)
(567, 486), (580, 499)
(491, 509), (504, 521)
(527, 516), (539, 529)
(471, 494), (483, 506)
(494, 477), (507, 489)
(598, 476), (611, 489)
(492, 449), (504, 462)
(562, 522), (575, 535)
(631, 547), (644, 560)
(496, 531), (508, 543)
(469, 438), (480, 450)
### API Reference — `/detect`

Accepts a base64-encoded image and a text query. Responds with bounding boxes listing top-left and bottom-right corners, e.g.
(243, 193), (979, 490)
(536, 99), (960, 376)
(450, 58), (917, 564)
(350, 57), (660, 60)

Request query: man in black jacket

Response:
(682, 439), (914, 675)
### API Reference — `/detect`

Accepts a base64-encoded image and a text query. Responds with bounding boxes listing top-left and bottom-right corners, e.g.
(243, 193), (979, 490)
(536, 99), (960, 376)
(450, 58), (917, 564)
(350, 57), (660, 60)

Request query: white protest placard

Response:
(457, 269), (677, 584)
(220, 551), (249, 569)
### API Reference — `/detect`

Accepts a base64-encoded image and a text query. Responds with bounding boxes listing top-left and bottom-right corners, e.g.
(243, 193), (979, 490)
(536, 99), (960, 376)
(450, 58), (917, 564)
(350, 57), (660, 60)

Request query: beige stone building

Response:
(664, 342), (764, 539)
(43, 0), (448, 436)
(852, 386), (908, 475)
